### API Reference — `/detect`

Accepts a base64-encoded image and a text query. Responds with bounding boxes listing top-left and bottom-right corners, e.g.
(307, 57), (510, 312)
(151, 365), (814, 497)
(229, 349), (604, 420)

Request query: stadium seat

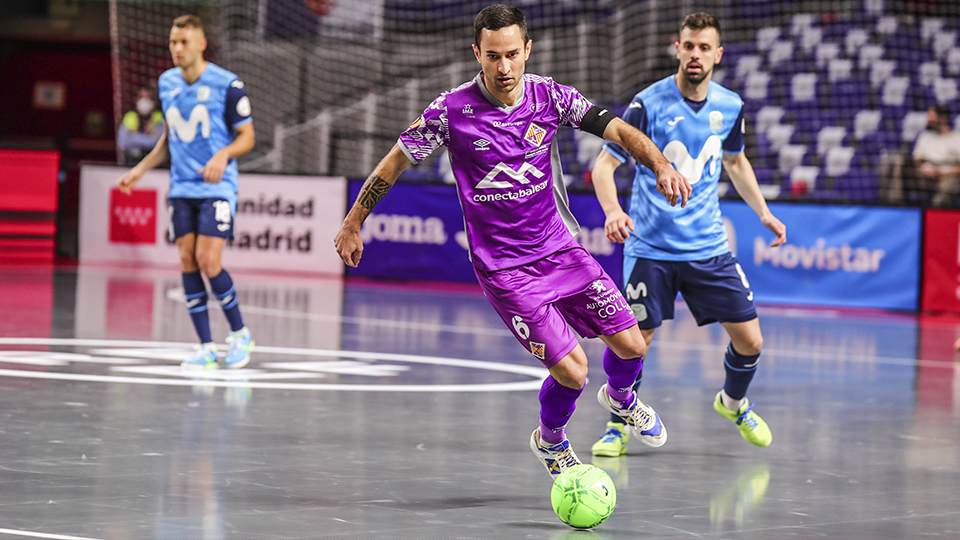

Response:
(932, 31), (957, 60)
(737, 56), (763, 81)
(755, 106), (786, 135)
(853, 109), (882, 140)
(744, 71), (771, 102)
(946, 48), (960, 77)
(918, 61), (942, 86)
(756, 27), (782, 52)
(869, 59), (896, 89)
(858, 45), (885, 72)
(825, 146), (856, 177)
(817, 43), (841, 70)
(768, 41), (794, 68)
(920, 18), (945, 44)
(800, 27), (824, 55)
(828, 58), (854, 83)
(817, 126), (847, 156)
(844, 29), (870, 57)
(875, 15), (898, 36)
(933, 78), (959, 105)
(766, 124), (796, 151)
(830, 78), (871, 111)
(880, 76), (910, 107)
(790, 14), (816, 37)
(789, 165), (819, 195)
(790, 73), (817, 103)
(779, 144), (807, 173)
(901, 111), (929, 143)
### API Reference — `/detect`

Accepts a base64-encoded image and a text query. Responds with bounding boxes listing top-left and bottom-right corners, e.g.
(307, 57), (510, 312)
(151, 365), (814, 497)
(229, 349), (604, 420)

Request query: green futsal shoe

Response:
(713, 392), (772, 447)
(591, 422), (629, 457)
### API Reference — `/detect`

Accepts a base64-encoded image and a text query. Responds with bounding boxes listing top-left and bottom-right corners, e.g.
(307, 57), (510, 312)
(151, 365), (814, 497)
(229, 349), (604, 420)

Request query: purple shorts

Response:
(474, 244), (637, 368)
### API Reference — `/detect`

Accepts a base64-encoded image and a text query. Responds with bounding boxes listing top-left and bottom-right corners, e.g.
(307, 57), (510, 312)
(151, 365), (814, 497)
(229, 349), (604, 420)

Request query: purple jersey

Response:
(398, 73), (595, 271)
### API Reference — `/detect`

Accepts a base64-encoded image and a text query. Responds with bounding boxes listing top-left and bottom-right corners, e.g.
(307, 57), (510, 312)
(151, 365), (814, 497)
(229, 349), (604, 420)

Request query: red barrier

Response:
(0, 149), (60, 264)
(921, 209), (960, 313)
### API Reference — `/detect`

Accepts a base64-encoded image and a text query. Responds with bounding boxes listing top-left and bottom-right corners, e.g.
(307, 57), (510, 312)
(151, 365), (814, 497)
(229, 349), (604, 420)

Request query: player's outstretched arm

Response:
(117, 124), (170, 194)
(334, 144), (411, 267)
(602, 118), (691, 207)
(592, 149), (633, 243)
(199, 122), (255, 184)
(722, 151), (786, 247)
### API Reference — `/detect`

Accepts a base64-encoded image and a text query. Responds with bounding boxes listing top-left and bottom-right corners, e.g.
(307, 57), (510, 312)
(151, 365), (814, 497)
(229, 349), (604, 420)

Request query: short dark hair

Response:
(172, 14), (204, 32)
(474, 4), (529, 49)
(932, 104), (950, 120)
(680, 12), (721, 41)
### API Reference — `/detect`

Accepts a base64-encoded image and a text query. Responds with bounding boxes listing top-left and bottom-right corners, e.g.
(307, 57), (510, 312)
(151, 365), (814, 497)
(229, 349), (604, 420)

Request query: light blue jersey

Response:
(158, 62), (252, 206)
(605, 76), (745, 261)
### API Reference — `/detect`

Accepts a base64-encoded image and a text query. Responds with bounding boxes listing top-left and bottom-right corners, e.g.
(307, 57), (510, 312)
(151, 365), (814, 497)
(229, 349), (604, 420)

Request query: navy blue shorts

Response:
(622, 252), (757, 329)
(168, 197), (235, 240)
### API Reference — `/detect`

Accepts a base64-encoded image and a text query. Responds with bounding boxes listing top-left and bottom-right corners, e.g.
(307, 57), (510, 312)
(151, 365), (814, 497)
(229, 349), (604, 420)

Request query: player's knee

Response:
(734, 335), (763, 357)
(178, 252), (199, 272)
(195, 253), (222, 276)
(552, 362), (587, 390)
(609, 336), (648, 361)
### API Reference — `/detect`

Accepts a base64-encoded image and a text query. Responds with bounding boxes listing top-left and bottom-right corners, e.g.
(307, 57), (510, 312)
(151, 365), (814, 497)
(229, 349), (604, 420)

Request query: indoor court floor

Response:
(0, 265), (958, 540)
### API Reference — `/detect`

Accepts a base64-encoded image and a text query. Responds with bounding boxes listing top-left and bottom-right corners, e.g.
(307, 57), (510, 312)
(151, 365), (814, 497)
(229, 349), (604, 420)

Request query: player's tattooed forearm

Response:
(357, 175), (392, 210)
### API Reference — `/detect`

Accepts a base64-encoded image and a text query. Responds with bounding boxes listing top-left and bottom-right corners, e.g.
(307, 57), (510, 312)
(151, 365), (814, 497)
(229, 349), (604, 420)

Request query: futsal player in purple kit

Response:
(334, 4), (691, 477)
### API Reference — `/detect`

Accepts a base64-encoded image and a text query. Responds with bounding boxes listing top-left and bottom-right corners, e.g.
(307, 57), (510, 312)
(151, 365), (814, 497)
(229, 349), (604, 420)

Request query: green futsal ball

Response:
(551, 464), (617, 529)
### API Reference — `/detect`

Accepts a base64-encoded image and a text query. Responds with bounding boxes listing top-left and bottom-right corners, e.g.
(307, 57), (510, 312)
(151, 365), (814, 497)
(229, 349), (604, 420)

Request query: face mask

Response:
(136, 98), (154, 116)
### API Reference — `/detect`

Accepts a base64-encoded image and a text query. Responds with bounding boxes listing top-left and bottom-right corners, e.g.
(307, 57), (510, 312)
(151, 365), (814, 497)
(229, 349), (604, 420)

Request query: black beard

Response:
(683, 70), (707, 85)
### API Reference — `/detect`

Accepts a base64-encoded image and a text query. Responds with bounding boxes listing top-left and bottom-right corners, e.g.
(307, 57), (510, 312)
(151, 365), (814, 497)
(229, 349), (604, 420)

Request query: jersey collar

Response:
(475, 72), (525, 113)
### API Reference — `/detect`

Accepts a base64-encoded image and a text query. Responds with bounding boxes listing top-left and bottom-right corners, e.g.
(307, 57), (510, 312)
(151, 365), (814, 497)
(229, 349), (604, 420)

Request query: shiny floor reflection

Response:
(0, 266), (958, 539)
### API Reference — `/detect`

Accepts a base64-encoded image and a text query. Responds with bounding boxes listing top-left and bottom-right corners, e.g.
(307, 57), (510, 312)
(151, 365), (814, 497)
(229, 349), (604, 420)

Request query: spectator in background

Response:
(117, 88), (164, 166)
(913, 104), (960, 207)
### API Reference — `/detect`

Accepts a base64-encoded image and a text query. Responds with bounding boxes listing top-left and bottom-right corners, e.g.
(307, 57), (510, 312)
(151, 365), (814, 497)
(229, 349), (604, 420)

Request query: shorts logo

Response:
(589, 279), (607, 294)
(529, 341), (545, 360)
(625, 282), (647, 300)
(524, 123), (547, 147)
(109, 188), (157, 244)
(631, 304), (648, 322)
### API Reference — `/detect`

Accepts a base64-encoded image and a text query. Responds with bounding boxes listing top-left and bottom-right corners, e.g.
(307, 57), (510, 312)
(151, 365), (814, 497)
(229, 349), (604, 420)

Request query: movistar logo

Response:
(625, 282), (647, 300)
(662, 134), (722, 185)
(166, 104), (211, 143)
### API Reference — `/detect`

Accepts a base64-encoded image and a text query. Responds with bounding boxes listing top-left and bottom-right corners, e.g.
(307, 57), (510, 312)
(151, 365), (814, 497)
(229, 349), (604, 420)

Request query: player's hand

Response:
(116, 168), (144, 194)
(334, 225), (364, 267)
(761, 213), (787, 247)
(604, 209), (635, 243)
(655, 165), (692, 208)
(199, 150), (229, 184)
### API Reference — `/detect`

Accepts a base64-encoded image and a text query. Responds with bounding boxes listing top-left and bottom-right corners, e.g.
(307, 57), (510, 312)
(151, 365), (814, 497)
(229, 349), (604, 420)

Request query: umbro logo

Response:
(473, 139), (491, 151)
(217, 223), (230, 231)
(629, 102), (643, 109)
(667, 116), (685, 126)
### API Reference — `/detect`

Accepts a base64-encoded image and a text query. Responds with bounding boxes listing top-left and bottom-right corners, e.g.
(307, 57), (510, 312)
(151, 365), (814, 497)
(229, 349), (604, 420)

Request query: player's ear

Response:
(716, 45), (723, 64)
(472, 43), (481, 64)
(524, 39), (532, 60)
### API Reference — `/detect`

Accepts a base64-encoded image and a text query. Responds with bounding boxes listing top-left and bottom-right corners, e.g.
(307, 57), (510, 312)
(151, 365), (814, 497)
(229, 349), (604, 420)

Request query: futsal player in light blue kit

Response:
(590, 13), (787, 455)
(117, 15), (256, 370)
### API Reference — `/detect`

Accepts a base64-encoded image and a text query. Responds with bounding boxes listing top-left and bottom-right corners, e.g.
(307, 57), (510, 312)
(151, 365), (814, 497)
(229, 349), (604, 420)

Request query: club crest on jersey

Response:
(709, 110), (723, 131)
(196, 85), (211, 102)
(462, 104), (473, 115)
(529, 341), (545, 360)
(524, 123), (547, 147)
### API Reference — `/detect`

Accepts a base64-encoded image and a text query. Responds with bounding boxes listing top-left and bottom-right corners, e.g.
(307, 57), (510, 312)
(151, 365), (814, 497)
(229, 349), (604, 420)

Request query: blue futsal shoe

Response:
(181, 343), (219, 370)
(530, 428), (582, 477)
(597, 384), (668, 448)
(224, 328), (254, 369)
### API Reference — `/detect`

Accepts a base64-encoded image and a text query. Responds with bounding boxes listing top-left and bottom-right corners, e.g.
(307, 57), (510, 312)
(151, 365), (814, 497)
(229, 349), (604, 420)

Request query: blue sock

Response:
(610, 371), (642, 424)
(723, 342), (760, 400)
(208, 269), (244, 332)
(182, 271), (212, 344)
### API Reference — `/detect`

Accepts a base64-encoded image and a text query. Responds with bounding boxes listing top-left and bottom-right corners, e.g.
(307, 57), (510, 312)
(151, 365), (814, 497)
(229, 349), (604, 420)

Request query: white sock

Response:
(231, 327), (249, 337)
(720, 389), (744, 412)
